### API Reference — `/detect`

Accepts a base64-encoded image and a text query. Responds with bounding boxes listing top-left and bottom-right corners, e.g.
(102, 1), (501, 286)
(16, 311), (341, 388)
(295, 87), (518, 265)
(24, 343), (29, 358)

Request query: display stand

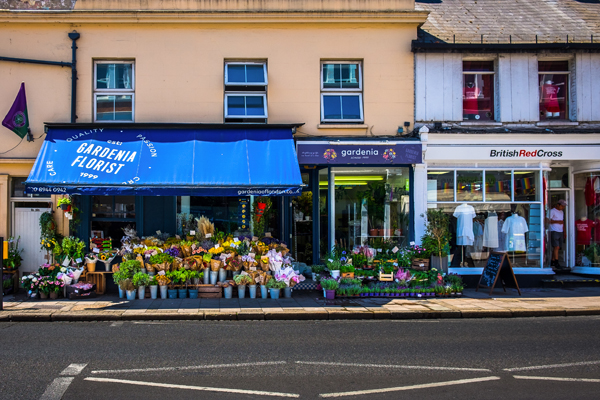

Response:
(476, 252), (522, 296)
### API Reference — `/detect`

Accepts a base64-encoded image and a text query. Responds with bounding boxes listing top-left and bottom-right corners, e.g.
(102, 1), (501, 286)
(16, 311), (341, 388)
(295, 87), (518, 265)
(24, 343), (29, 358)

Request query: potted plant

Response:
(120, 278), (136, 301)
(266, 278), (285, 299)
(340, 264), (355, 279)
(188, 270), (200, 299)
(171, 269), (189, 298)
(132, 272), (149, 299)
(148, 274), (159, 299)
(165, 271), (178, 299)
(3, 236), (23, 270)
(155, 274), (170, 299)
(421, 208), (451, 273)
(233, 274), (252, 298)
(57, 197), (72, 211)
(310, 265), (325, 281)
(49, 279), (64, 299)
(320, 278), (339, 300)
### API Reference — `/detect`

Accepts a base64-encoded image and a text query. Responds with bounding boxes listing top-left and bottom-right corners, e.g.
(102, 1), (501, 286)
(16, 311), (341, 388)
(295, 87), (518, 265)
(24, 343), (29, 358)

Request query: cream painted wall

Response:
(1, 21), (418, 160)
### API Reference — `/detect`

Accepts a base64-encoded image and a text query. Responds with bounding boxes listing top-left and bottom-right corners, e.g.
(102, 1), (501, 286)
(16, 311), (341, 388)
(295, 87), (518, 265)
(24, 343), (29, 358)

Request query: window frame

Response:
(537, 60), (571, 121)
(224, 93), (269, 119)
(224, 62), (268, 86)
(93, 60), (135, 123)
(320, 61), (364, 123)
(462, 59), (496, 122)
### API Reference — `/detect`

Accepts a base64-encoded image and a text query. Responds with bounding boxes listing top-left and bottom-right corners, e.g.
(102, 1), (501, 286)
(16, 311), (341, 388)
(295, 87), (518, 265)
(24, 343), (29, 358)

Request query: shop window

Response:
(463, 60), (495, 121)
(539, 61), (569, 121)
(427, 171), (454, 202)
(514, 171), (538, 202)
(456, 170), (483, 202)
(574, 172), (600, 267)
(91, 195), (136, 239)
(325, 167), (410, 249)
(549, 167), (569, 188)
(292, 172), (314, 264)
(485, 171), (512, 202)
(224, 62), (267, 123)
(94, 61), (134, 122)
(10, 177), (50, 198)
(321, 62), (363, 123)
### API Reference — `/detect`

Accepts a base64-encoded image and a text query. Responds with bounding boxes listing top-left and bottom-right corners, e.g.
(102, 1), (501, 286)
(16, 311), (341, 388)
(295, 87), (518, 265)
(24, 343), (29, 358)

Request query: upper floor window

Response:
(94, 61), (134, 122)
(321, 62), (363, 123)
(463, 61), (495, 121)
(224, 62), (267, 123)
(539, 61), (569, 121)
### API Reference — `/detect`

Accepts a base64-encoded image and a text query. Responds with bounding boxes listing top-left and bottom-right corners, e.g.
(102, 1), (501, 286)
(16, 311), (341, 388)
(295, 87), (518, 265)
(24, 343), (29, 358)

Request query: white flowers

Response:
(32, 277), (38, 283)
(60, 267), (67, 273)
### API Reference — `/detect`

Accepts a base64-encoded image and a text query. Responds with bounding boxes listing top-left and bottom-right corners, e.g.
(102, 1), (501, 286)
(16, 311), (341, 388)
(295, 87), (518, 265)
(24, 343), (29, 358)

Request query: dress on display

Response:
(502, 214), (529, 252)
(541, 83), (560, 112)
(453, 204), (476, 246)
(483, 214), (499, 248)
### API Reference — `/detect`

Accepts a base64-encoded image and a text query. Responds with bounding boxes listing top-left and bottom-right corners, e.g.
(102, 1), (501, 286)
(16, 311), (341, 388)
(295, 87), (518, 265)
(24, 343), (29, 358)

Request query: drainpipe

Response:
(68, 31), (80, 123)
(0, 31), (80, 126)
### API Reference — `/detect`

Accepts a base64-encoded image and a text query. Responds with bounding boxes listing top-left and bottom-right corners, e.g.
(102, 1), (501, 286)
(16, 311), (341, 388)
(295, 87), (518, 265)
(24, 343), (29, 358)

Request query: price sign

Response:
(392, 247), (399, 254)
(75, 258), (82, 264)
(93, 248), (100, 254)
(190, 230), (196, 236)
(206, 233), (212, 238)
(158, 271), (165, 276)
(265, 232), (272, 237)
(233, 237), (239, 242)
(62, 257), (71, 267)
(156, 230), (162, 235)
(250, 267), (257, 271)
(252, 236), (258, 242)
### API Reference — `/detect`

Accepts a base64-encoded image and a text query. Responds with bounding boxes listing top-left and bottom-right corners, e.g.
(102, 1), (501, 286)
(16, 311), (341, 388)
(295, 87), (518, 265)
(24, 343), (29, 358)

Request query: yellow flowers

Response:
(208, 247), (225, 254)
(155, 275), (170, 286)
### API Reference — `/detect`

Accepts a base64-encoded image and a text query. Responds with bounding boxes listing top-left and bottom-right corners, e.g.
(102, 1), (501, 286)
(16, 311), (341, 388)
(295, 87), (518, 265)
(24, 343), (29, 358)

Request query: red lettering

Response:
(532, 150), (538, 157)
(519, 150), (526, 157)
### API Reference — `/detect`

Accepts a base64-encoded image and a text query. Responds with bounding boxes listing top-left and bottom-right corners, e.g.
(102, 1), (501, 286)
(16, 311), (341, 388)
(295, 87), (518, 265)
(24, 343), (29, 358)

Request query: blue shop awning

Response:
(25, 124), (303, 196)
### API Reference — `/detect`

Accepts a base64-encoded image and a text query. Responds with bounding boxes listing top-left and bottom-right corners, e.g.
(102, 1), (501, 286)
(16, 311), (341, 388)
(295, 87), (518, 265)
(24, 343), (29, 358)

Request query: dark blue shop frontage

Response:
(25, 123), (304, 252)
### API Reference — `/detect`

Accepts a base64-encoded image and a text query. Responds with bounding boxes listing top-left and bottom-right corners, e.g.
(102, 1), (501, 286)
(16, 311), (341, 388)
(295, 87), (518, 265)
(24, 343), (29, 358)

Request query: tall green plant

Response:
(421, 208), (451, 259)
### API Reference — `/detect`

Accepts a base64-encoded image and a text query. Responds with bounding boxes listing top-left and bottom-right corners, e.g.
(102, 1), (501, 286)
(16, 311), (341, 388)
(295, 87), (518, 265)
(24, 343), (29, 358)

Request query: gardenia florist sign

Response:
(296, 141), (422, 165)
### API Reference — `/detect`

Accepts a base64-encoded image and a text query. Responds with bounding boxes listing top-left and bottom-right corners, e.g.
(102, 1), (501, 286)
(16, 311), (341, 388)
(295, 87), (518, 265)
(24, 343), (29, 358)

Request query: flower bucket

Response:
(260, 285), (268, 299)
(218, 268), (227, 282)
(210, 271), (218, 285)
(210, 259), (222, 271)
(178, 288), (187, 299)
(330, 270), (340, 279)
(270, 288), (280, 299)
(160, 285), (168, 299)
(224, 286), (233, 299)
(39, 292), (48, 299)
(249, 285), (257, 298)
(238, 284), (246, 298)
(188, 289), (199, 299)
(325, 289), (335, 300)
(141, 268), (147, 274)
(118, 287), (124, 299)
(203, 268), (210, 284)
(232, 271), (241, 277)
(284, 287), (292, 298)
(138, 286), (146, 299)
(50, 291), (59, 299)
(86, 262), (96, 273)
(167, 289), (178, 299)
(126, 290), (136, 301)
(150, 285), (158, 299)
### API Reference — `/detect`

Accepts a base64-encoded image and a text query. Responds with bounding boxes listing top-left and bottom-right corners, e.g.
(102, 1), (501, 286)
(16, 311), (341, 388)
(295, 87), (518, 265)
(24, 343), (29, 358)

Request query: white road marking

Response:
(91, 361), (287, 374)
(110, 321), (123, 327)
(60, 363), (88, 376)
(319, 376), (501, 398)
(39, 377), (74, 400)
(84, 377), (300, 398)
(296, 361), (491, 372)
(504, 360), (600, 372)
(514, 375), (600, 383)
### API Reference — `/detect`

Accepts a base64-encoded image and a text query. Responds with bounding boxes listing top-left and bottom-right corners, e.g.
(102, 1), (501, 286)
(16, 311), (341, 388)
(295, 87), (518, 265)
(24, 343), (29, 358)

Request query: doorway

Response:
(11, 201), (52, 275)
(547, 190), (569, 268)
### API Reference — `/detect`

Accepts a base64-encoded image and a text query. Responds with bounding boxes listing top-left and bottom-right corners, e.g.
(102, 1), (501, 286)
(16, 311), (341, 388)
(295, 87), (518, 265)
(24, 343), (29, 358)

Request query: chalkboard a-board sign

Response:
(476, 252), (522, 296)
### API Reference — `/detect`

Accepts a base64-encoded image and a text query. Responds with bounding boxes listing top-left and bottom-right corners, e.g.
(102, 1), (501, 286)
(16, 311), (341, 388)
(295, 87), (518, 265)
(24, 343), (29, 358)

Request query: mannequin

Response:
(502, 213), (529, 252)
(453, 203), (476, 267)
(463, 81), (480, 120)
(541, 79), (560, 118)
(483, 210), (499, 248)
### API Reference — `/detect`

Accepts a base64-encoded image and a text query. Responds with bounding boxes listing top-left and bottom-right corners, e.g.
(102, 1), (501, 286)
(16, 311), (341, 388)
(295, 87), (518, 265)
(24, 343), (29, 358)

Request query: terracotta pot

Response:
(50, 292), (58, 299)
(39, 292), (48, 299)
(377, 229), (384, 236)
(369, 229), (378, 236)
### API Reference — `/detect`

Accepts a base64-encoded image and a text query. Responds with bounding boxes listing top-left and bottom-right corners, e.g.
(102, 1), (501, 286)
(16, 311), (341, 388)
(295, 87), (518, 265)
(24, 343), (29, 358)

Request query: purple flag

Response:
(2, 82), (30, 139)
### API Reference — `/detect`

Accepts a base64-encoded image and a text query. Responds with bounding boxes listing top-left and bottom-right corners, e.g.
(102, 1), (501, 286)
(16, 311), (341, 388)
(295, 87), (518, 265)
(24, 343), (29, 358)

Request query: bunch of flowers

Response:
(48, 279), (65, 293)
(41, 237), (58, 252)
(164, 247), (181, 258)
(3, 236), (23, 269)
(352, 246), (375, 260)
(408, 244), (430, 260)
(274, 266), (305, 287)
(155, 274), (171, 286)
(99, 250), (116, 261)
(323, 148), (337, 161)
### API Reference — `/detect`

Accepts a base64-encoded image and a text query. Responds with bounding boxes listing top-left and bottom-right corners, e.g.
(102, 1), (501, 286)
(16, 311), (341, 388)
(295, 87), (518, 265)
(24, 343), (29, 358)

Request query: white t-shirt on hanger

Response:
(483, 214), (499, 248)
(502, 214), (529, 252)
(453, 204), (476, 246)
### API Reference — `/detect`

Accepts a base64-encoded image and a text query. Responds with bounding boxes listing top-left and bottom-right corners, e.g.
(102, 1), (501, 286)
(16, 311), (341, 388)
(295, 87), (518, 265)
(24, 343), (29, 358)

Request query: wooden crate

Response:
(197, 284), (222, 298)
(411, 258), (430, 271)
(84, 271), (112, 294)
(379, 271), (394, 281)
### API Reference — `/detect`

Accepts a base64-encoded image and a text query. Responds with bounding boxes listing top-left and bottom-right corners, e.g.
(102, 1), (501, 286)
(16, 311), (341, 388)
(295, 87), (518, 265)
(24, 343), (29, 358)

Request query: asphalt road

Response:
(1, 317), (600, 400)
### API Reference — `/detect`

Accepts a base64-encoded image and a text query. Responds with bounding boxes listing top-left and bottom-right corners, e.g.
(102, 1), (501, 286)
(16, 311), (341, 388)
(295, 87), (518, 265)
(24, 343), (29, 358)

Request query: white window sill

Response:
(460, 121), (502, 127)
(536, 121), (579, 127)
(317, 124), (368, 129)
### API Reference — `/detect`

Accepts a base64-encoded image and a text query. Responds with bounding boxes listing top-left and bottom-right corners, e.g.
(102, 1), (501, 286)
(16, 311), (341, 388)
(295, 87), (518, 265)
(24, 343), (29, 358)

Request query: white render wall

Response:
(415, 53), (462, 122)
(575, 53), (600, 121)
(498, 53), (539, 122)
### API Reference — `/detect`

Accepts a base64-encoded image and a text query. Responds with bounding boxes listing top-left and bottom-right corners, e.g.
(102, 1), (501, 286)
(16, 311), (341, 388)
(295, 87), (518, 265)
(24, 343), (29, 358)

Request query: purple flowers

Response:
(164, 247), (181, 257)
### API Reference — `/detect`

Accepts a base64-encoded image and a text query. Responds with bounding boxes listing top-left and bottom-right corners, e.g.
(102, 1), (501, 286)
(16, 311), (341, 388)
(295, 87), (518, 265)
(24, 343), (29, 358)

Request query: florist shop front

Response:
(296, 138), (423, 265)
(24, 123), (303, 263)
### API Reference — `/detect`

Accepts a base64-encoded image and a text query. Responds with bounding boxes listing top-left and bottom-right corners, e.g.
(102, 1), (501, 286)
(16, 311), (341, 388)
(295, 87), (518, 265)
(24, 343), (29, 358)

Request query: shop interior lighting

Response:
(427, 171), (451, 175)
(319, 181), (369, 186)
(334, 176), (384, 181)
(512, 171), (534, 174)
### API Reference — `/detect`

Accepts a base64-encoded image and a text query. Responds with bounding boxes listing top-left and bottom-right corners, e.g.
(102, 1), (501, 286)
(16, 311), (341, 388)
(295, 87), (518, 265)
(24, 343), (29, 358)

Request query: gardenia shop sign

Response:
(296, 141), (422, 165)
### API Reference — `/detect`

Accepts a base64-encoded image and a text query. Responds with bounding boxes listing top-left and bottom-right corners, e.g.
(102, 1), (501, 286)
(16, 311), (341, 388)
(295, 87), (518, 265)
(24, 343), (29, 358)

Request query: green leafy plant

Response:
(320, 278), (339, 291)
(421, 208), (451, 258)
(233, 274), (253, 286)
(340, 264), (355, 274)
(56, 197), (72, 207)
(132, 272), (150, 288)
(3, 237), (23, 269)
(311, 265), (326, 274)
(266, 279), (286, 289)
(148, 253), (174, 264)
(148, 275), (158, 286)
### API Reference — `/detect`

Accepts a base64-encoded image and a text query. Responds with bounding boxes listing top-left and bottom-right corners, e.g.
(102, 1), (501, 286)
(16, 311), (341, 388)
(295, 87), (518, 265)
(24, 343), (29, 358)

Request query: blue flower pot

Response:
(249, 285), (257, 299)
(238, 285), (246, 298)
(126, 290), (136, 301)
(270, 288), (280, 299)
(260, 285), (268, 299)
(284, 287), (292, 298)
(188, 289), (199, 299)
(167, 289), (178, 299)
(178, 289), (187, 299)
(224, 286), (233, 299)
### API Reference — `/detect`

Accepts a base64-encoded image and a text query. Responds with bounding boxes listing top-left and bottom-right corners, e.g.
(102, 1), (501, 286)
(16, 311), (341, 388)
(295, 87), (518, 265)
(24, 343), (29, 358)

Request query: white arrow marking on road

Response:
(513, 375), (600, 383)
(40, 377), (74, 400)
(92, 361), (286, 374)
(319, 376), (501, 398)
(60, 363), (88, 376)
(297, 361), (491, 372)
(84, 377), (300, 398)
(504, 360), (600, 372)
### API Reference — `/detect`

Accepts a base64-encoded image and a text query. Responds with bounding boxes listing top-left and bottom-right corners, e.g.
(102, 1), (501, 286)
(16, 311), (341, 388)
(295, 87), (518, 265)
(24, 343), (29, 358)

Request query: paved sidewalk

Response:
(2, 287), (600, 322)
